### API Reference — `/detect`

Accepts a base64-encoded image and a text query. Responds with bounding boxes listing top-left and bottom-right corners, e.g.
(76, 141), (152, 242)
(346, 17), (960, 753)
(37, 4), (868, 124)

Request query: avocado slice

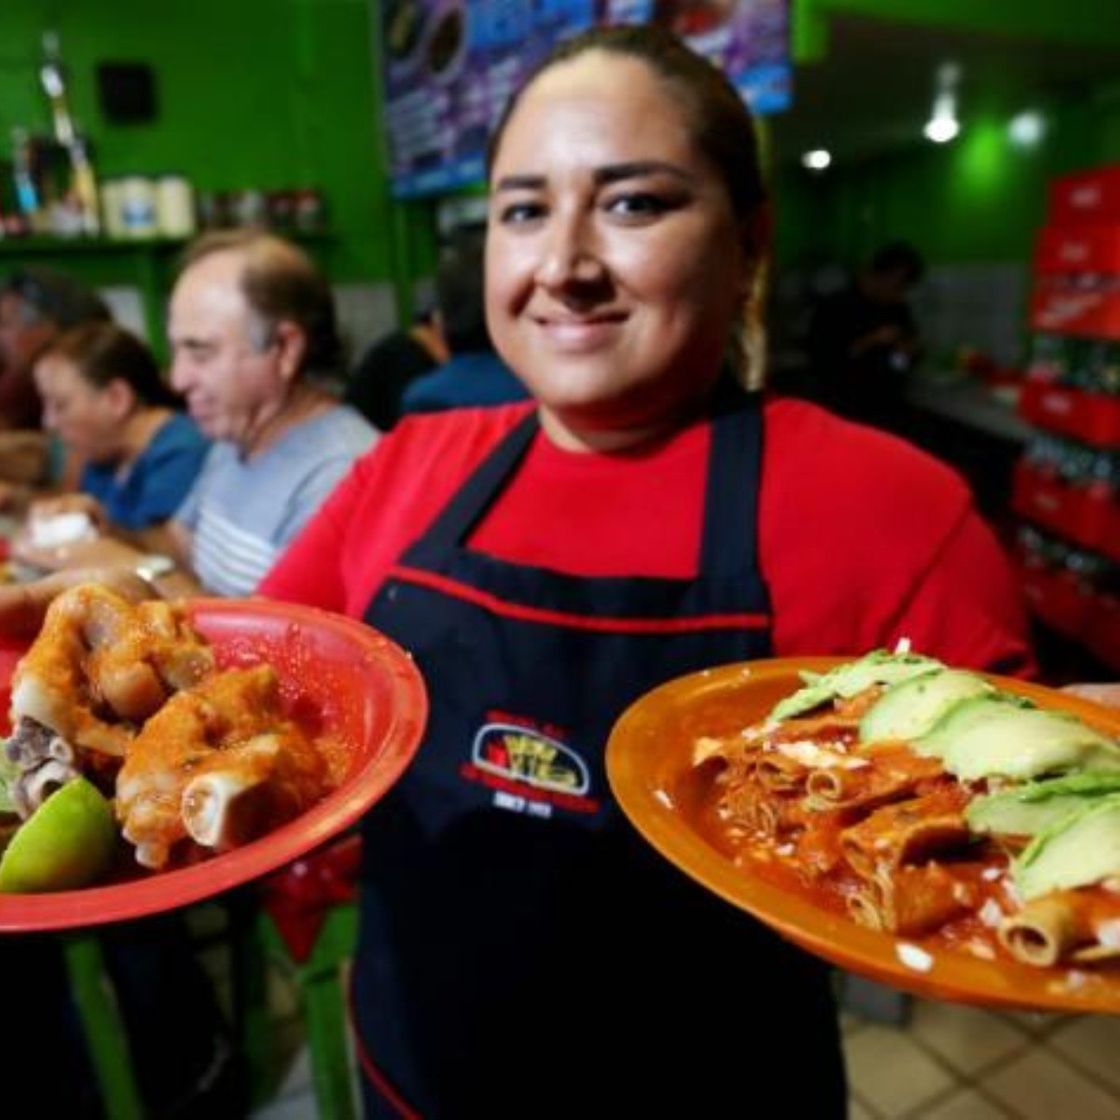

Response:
(917, 695), (1120, 782)
(859, 669), (994, 743)
(1014, 794), (1120, 899)
(769, 649), (944, 722)
(966, 772), (1120, 837)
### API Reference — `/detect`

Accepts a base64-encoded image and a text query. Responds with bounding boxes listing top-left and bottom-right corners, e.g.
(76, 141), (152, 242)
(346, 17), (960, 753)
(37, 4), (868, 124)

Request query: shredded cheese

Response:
(775, 740), (869, 770)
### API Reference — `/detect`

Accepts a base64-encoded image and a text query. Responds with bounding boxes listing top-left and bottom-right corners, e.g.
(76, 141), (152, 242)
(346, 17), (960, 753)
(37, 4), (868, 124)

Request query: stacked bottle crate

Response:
(1016, 164), (1120, 671)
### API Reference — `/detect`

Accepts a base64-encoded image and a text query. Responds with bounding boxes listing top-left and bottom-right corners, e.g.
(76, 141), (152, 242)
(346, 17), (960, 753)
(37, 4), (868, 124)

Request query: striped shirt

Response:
(176, 405), (376, 597)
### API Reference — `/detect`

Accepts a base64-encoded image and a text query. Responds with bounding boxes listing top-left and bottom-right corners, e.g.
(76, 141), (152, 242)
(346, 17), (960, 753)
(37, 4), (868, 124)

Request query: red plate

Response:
(607, 657), (1120, 1013)
(0, 599), (427, 931)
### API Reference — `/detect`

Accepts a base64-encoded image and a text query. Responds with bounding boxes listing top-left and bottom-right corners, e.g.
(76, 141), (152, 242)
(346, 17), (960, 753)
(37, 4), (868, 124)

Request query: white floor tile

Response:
(843, 1024), (954, 1117)
(848, 1095), (877, 1120)
(909, 999), (1027, 1076)
(984, 1048), (1120, 1120)
(914, 1088), (1010, 1120)
(1048, 1014), (1120, 1091)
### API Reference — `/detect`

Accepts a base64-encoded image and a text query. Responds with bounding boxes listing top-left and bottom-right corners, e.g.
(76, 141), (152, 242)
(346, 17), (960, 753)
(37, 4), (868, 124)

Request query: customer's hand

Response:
(0, 567), (153, 638)
(1062, 683), (1120, 710)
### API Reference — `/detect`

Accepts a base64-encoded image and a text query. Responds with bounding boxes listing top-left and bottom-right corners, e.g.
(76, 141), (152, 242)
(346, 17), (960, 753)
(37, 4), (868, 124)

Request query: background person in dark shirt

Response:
(805, 240), (925, 429)
(344, 299), (447, 430)
(400, 232), (528, 414)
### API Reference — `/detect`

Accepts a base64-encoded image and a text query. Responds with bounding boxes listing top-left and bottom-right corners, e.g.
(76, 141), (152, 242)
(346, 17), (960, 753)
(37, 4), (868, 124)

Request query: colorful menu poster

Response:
(382, 0), (790, 199)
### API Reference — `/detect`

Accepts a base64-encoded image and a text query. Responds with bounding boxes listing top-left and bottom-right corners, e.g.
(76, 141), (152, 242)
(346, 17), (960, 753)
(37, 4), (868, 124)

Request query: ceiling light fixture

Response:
(923, 62), (961, 144)
(801, 148), (831, 171)
(1008, 110), (1046, 147)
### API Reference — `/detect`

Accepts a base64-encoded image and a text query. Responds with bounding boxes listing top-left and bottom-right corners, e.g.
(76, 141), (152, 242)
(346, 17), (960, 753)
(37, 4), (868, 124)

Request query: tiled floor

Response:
(845, 996), (1120, 1119)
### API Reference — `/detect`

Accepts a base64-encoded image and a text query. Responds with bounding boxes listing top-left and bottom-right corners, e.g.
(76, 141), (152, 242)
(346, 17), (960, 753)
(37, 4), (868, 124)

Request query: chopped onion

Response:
(978, 899), (1004, 928)
(896, 942), (933, 972)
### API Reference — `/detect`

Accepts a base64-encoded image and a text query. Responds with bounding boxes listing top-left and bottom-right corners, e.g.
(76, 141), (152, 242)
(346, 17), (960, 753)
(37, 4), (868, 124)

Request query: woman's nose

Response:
(533, 214), (606, 291)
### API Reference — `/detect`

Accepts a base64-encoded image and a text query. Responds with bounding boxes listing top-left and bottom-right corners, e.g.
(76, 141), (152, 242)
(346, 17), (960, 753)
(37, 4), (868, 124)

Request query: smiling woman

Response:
(485, 34), (765, 450)
(0, 22), (1039, 1120)
(252, 24), (1038, 1119)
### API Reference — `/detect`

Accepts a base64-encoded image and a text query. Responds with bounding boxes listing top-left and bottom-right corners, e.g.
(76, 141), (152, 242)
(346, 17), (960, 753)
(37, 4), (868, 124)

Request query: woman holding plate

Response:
(259, 25), (1035, 1117)
(0, 23), (1043, 1119)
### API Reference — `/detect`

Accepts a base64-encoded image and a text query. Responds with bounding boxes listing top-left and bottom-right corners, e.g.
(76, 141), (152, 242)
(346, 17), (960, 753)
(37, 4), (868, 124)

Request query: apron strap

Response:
(404, 388), (765, 589)
(700, 386), (765, 583)
(404, 410), (540, 562)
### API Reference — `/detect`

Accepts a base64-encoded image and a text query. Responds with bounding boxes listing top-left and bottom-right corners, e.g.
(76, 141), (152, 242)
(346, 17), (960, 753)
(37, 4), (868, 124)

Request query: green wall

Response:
(0, 0), (436, 299)
(775, 82), (1120, 272)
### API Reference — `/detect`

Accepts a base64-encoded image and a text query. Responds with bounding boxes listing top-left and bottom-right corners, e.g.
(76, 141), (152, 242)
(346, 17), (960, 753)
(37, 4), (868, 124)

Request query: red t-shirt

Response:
(261, 397), (1035, 676)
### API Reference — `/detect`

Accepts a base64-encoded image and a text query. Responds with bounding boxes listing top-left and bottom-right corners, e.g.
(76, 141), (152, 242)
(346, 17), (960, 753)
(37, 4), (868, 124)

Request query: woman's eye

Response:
(605, 192), (671, 218)
(497, 201), (546, 225)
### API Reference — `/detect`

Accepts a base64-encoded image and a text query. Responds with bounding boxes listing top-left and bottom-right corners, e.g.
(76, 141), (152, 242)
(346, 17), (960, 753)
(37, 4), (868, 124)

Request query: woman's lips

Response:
(533, 314), (626, 352)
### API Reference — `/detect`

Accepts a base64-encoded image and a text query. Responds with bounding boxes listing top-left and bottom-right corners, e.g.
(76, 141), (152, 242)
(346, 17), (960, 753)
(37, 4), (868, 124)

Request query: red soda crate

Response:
(1012, 461), (1094, 546)
(1030, 286), (1120, 340)
(1018, 563), (1093, 638)
(1035, 224), (1120, 275)
(1019, 380), (1120, 448)
(1049, 165), (1120, 226)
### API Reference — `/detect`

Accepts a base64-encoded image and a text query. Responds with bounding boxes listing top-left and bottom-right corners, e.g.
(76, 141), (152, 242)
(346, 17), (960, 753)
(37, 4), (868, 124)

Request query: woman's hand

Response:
(0, 567), (153, 638)
(1063, 684), (1120, 710)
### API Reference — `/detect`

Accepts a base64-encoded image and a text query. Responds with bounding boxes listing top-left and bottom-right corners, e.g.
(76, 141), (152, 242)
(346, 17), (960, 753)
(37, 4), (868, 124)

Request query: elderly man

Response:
(0, 267), (110, 482)
(17, 231), (376, 598)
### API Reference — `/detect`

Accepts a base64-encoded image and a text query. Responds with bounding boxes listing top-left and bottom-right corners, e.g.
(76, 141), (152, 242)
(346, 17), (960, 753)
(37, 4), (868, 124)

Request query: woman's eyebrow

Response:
(493, 161), (694, 194)
(493, 174), (545, 192)
(595, 160), (694, 185)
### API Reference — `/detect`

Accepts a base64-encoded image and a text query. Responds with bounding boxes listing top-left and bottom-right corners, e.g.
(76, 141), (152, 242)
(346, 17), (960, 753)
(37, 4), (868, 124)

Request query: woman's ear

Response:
(103, 378), (138, 420)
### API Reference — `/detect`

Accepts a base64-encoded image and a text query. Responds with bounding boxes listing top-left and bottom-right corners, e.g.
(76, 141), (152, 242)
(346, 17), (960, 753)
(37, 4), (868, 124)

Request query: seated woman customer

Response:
(31, 322), (209, 532)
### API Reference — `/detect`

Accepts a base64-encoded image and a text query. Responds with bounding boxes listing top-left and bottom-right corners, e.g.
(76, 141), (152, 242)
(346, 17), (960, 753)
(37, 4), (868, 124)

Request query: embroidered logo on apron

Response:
(459, 718), (602, 817)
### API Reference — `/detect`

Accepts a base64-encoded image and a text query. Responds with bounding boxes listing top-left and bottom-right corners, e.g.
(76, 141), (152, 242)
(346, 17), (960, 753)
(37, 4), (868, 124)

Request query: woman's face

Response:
(486, 51), (751, 448)
(34, 355), (123, 462)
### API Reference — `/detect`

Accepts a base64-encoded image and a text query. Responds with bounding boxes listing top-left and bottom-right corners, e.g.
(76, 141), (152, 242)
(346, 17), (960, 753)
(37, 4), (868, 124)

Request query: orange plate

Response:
(0, 599), (427, 932)
(607, 657), (1120, 1014)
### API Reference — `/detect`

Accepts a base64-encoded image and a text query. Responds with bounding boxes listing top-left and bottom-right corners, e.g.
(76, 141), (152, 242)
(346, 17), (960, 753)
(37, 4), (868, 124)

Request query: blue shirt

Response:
(81, 412), (210, 531)
(400, 352), (528, 414)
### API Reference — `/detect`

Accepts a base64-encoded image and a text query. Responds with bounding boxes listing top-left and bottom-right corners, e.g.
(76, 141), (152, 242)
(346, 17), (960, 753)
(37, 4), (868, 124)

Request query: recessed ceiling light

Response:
(801, 148), (831, 171)
(924, 115), (959, 143)
(1009, 111), (1045, 147)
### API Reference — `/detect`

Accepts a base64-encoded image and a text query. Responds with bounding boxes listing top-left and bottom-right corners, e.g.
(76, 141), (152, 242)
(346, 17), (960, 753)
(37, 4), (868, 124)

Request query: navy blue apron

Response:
(356, 390), (845, 1118)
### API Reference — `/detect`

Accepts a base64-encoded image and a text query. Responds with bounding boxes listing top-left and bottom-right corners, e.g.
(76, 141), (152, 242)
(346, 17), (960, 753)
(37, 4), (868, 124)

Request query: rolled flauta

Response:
(998, 892), (1091, 967)
(847, 862), (973, 936)
(840, 787), (972, 880)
